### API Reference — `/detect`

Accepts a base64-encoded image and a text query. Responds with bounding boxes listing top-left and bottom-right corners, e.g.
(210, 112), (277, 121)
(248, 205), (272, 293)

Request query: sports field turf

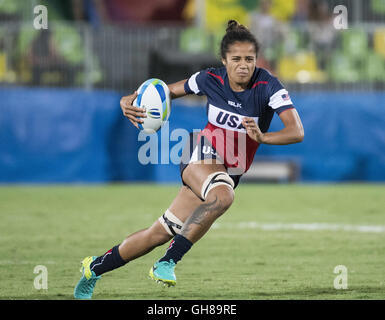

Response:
(0, 183), (384, 300)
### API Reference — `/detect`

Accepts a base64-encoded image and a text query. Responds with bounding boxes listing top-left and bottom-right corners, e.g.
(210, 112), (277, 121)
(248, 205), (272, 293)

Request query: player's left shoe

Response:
(74, 256), (101, 299)
(149, 259), (176, 287)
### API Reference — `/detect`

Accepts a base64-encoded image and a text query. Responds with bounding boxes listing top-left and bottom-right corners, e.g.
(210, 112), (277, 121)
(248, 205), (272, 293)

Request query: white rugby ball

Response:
(133, 78), (171, 134)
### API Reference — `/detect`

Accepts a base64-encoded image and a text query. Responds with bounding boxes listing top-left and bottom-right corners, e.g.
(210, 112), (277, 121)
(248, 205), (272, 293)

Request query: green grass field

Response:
(1, 183), (384, 300)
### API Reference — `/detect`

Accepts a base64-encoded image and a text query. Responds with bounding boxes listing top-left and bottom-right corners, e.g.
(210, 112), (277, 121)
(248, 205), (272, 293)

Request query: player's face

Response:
(222, 41), (257, 91)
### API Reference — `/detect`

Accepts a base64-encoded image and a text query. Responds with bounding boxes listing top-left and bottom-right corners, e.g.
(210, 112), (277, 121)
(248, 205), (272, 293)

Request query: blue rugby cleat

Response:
(74, 256), (101, 299)
(149, 259), (176, 287)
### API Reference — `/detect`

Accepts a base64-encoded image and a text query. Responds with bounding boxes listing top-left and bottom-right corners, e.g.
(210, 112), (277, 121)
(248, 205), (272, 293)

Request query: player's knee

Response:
(206, 185), (234, 215)
(148, 220), (173, 245)
(158, 209), (184, 237)
(200, 171), (234, 214)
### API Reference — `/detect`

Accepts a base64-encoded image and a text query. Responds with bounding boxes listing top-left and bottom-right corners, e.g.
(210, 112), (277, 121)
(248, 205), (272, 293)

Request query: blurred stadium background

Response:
(0, 0), (384, 184)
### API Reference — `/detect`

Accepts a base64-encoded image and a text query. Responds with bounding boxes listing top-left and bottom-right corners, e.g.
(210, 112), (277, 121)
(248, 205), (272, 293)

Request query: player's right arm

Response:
(120, 91), (146, 129)
(120, 79), (188, 128)
(168, 79), (188, 99)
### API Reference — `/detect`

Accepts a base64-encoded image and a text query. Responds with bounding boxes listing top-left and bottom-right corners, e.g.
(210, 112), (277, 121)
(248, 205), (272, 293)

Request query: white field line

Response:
(212, 222), (385, 233)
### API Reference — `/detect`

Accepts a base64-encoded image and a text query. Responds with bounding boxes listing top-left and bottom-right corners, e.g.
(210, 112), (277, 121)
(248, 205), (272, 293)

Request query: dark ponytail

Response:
(220, 20), (259, 59)
(226, 19), (248, 33)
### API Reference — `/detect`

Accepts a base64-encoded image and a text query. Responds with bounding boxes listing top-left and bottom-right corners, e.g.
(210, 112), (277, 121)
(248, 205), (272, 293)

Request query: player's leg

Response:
(74, 185), (202, 298)
(149, 160), (235, 286)
(149, 131), (237, 286)
(179, 161), (234, 242)
(117, 185), (203, 261)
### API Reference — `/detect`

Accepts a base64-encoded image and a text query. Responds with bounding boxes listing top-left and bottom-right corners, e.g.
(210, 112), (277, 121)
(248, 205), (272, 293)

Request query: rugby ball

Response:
(133, 78), (171, 133)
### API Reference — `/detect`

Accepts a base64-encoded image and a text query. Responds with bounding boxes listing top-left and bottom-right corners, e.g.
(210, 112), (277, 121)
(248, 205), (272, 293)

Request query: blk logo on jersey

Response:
(208, 104), (258, 132)
(228, 100), (242, 108)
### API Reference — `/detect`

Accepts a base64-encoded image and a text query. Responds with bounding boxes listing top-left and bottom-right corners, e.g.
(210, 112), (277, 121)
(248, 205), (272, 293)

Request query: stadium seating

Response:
(333, 28), (385, 83)
(282, 28), (305, 55)
(328, 51), (360, 83)
(179, 27), (211, 53)
(341, 29), (369, 60)
(373, 28), (385, 58)
(211, 30), (223, 57)
(52, 23), (84, 65)
(364, 51), (385, 82)
(270, 0), (296, 22)
(371, 0), (385, 14)
(204, 0), (249, 32)
(277, 51), (326, 83)
(13, 22), (102, 86)
(0, 52), (6, 81)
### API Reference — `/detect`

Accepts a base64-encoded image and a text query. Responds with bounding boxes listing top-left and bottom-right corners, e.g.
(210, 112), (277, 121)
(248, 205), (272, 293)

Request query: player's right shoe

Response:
(73, 256), (101, 299)
(149, 259), (176, 287)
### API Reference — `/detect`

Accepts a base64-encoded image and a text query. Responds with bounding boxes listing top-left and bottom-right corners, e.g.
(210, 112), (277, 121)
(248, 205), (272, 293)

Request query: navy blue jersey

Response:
(183, 66), (295, 174)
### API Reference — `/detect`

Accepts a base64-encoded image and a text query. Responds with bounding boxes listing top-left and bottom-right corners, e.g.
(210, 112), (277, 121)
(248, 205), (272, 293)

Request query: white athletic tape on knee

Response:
(158, 209), (184, 236)
(200, 171), (234, 201)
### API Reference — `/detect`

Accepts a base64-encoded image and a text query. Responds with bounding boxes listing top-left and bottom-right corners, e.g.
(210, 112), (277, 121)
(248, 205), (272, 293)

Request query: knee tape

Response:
(200, 171), (234, 201)
(158, 209), (184, 236)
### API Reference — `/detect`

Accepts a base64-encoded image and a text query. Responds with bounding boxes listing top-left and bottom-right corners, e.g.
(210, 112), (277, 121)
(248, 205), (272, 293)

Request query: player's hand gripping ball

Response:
(133, 78), (171, 133)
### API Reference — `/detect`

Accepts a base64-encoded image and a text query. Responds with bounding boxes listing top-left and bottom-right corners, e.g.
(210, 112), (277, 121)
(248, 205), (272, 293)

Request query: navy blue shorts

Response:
(179, 132), (241, 189)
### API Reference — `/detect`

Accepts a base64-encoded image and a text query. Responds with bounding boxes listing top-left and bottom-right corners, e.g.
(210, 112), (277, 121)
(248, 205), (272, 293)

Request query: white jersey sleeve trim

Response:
(188, 72), (201, 94)
(268, 89), (293, 110)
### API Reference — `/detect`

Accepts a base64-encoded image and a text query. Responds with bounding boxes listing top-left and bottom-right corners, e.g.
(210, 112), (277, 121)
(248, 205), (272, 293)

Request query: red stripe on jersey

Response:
(206, 72), (224, 85)
(252, 81), (268, 88)
(201, 122), (260, 174)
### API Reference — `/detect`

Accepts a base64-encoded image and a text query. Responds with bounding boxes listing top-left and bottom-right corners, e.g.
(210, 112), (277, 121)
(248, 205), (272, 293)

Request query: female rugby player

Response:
(74, 20), (304, 299)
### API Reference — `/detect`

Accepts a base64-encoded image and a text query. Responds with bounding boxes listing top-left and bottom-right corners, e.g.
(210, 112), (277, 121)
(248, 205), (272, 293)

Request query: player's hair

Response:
(220, 20), (260, 59)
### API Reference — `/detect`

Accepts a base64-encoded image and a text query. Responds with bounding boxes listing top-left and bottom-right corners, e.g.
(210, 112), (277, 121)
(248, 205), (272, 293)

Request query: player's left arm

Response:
(243, 108), (304, 145)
